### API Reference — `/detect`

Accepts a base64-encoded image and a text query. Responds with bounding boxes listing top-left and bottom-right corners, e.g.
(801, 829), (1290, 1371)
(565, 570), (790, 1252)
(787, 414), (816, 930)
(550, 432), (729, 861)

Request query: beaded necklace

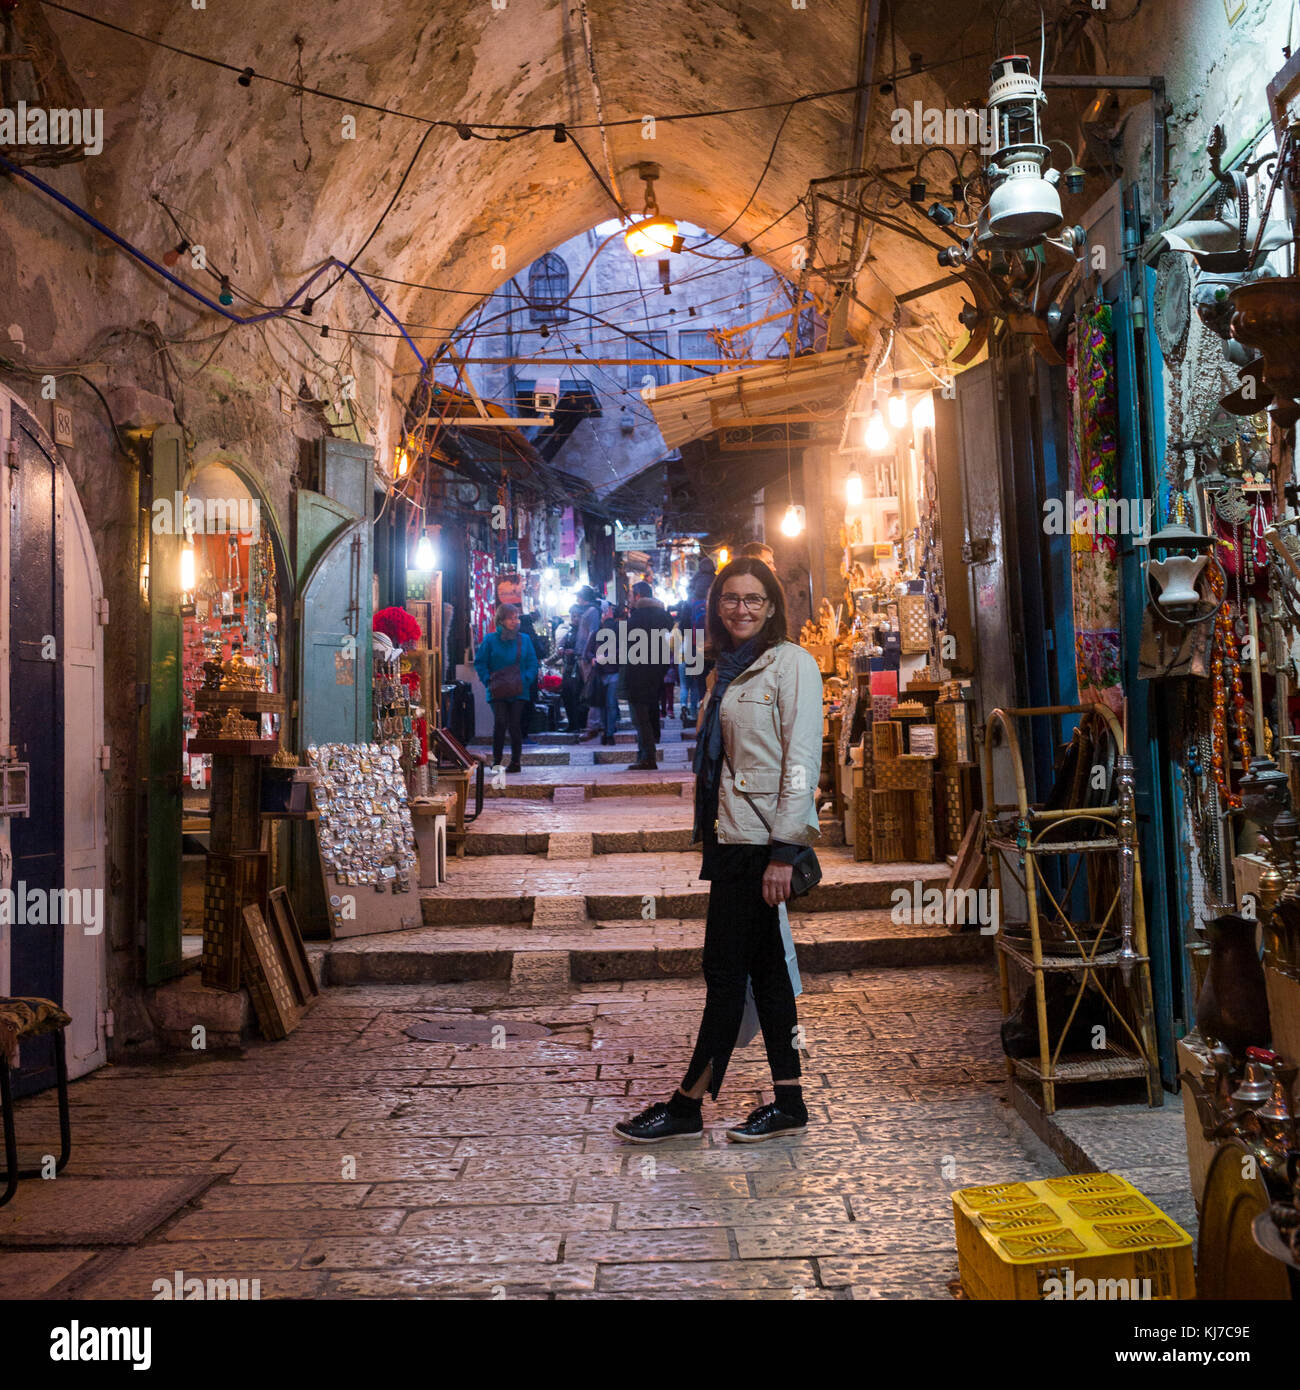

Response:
(1208, 562), (1251, 810)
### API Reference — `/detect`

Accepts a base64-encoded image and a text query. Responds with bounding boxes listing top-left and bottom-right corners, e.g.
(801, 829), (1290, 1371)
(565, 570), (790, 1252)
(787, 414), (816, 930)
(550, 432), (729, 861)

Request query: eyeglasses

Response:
(719, 594), (769, 612)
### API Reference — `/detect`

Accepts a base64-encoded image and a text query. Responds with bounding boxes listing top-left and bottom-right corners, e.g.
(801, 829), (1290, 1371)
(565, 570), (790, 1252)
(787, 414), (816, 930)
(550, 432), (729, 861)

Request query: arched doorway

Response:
(178, 459), (290, 956)
(0, 388), (107, 1090)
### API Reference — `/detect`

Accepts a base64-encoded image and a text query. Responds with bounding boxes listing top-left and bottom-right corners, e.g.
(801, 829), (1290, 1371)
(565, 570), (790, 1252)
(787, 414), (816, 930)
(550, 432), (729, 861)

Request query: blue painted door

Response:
(296, 519), (372, 751)
(1111, 194), (1181, 1086)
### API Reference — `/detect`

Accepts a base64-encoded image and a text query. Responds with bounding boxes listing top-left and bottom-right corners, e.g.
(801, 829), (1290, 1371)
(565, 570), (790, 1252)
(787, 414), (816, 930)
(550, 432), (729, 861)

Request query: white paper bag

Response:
(736, 900), (802, 1048)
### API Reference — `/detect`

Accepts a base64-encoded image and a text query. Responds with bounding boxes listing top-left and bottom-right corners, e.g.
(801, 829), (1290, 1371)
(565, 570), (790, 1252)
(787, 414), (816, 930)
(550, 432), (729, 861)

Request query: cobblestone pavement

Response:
(1, 728), (1061, 1300)
(0, 963), (1064, 1300)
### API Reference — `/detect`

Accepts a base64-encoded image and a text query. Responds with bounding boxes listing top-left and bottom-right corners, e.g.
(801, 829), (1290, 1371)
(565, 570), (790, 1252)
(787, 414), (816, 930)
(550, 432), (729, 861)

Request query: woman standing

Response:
(473, 603), (538, 774)
(614, 558), (823, 1143)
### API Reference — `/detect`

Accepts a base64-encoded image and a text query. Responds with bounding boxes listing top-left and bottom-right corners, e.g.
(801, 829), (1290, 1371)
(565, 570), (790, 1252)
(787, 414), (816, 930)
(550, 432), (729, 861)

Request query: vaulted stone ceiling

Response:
(36, 3), (1095, 359)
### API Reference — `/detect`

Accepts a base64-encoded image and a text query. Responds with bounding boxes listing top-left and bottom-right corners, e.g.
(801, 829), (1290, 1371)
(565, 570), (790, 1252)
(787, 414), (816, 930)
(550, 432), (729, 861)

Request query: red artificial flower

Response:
(373, 606), (422, 646)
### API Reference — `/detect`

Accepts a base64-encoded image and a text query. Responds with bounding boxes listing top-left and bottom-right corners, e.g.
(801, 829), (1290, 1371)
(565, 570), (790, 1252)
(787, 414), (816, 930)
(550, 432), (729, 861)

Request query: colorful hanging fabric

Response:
(1066, 303), (1123, 712)
(470, 549), (497, 644)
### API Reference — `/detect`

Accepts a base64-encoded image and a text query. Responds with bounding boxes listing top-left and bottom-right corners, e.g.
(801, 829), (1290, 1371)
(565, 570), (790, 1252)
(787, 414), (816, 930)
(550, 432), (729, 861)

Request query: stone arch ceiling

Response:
(43, 0), (1089, 380)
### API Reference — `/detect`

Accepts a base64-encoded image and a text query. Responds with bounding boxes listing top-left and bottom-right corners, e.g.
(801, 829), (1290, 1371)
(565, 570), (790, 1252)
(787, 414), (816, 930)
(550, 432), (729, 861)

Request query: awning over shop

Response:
(646, 345), (870, 451)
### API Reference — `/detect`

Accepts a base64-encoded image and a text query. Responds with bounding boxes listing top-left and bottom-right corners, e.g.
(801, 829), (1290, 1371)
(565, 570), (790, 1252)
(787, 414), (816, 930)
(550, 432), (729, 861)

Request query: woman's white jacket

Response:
(701, 639), (824, 847)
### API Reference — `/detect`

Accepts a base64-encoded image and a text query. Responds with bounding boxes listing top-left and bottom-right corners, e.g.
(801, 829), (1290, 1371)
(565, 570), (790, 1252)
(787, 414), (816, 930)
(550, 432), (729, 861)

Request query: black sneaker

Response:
(724, 1103), (807, 1143)
(613, 1101), (703, 1144)
(626, 760), (657, 771)
(505, 762), (521, 773)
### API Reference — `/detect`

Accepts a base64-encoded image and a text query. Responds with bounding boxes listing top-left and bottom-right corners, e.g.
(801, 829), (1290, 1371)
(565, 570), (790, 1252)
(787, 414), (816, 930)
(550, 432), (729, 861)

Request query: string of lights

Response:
(39, 0), (998, 136)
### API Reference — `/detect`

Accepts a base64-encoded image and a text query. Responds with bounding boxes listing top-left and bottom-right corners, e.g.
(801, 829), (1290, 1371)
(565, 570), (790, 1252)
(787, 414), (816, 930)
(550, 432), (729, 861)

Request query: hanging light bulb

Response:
(865, 394), (891, 452)
(625, 161), (679, 257)
(180, 543), (196, 593)
(415, 533), (436, 570)
(912, 393), (936, 432)
(887, 376), (907, 429)
(846, 468), (864, 505)
(396, 444), (409, 478)
(717, 546), (730, 567)
(780, 504), (805, 537)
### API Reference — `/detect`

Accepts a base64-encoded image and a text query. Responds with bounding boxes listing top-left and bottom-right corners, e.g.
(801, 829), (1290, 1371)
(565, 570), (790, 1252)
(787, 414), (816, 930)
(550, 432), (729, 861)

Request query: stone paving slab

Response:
(0, 1249), (97, 1299)
(326, 1264), (596, 1296)
(0, 1177), (214, 1248)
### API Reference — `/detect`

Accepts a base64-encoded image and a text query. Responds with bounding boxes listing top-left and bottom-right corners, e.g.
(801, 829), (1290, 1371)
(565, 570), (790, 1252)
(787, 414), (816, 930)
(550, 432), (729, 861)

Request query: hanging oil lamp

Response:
(1136, 504), (1217, 614)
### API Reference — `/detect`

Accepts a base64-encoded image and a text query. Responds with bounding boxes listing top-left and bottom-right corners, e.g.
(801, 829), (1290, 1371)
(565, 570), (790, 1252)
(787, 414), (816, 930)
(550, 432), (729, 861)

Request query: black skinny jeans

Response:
(491, 699), (524, 766)
(680, 871), (801, 1100)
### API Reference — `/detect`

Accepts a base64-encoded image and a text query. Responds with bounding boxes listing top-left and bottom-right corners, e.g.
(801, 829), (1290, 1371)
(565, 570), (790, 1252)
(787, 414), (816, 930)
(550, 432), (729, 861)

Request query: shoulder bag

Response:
(487, 636), (524, 700)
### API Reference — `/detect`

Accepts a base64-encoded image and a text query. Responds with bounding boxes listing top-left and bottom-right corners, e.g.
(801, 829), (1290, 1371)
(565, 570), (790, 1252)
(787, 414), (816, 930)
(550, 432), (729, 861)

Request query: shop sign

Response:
(614, 524), (658, 553)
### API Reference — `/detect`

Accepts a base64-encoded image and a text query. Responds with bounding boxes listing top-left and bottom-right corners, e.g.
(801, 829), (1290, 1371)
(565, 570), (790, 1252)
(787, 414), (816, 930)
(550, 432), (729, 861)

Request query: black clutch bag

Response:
(788, 846), (822, 898)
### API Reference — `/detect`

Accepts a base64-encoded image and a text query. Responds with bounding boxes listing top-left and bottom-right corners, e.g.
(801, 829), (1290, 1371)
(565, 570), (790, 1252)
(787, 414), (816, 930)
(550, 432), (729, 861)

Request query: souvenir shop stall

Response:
(1139, 86), (1300, 1294)
(800, 388), (980, 871)
(180, 464), (283, 822)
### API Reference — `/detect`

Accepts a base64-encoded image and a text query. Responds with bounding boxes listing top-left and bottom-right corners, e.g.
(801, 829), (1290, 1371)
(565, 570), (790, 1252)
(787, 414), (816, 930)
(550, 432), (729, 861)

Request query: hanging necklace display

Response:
(1208, 561), (1251, 810)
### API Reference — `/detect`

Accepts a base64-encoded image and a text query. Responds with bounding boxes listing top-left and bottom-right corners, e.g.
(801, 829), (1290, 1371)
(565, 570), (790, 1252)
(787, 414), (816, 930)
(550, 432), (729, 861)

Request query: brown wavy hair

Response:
(706, 558), (787, 655)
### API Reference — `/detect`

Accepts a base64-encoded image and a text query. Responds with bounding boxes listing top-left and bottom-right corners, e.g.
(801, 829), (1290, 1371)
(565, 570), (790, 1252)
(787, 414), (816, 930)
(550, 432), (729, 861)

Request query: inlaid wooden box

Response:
(900, 593), (929, 653)
(201, 850), (268, 992)
(873, 721), (903, 761)
(875, 753), (936, 791)
(937, 699), (974, 765)
(871, 789), (936, 862)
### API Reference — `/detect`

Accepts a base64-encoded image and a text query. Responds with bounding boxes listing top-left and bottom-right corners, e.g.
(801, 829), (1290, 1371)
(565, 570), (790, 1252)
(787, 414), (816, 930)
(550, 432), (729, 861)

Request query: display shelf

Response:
(987, 834), (1121, 855)
(188, 738), (280, 757)
(194, 690), (286, 714)
(997, 935), (1150, 974)
(1009, 1048), (1150, 1085)
(982, 702), (1162, 1115)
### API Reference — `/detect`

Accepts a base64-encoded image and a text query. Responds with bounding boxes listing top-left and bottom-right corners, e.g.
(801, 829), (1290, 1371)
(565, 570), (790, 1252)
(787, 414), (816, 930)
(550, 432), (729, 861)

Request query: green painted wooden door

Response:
(296, 518), (372, 750)
(145, 425), (184, 983)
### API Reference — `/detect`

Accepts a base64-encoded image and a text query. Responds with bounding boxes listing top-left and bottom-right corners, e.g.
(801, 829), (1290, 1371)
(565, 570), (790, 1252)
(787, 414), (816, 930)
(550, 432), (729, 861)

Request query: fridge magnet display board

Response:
(307, 741), (423, 939)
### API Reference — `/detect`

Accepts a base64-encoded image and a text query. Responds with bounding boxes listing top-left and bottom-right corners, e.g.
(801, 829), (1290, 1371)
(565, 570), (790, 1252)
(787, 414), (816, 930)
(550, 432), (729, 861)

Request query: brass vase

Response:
(1230, 279), (1300, 424)
(1195, 913), (1273, 1061)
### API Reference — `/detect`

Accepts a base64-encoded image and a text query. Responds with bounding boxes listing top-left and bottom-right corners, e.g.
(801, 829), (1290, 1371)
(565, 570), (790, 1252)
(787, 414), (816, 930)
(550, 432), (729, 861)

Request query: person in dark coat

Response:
(572, 585), (605, 740)
(590, 603), (623, 745)
(624, 581), (674, 770)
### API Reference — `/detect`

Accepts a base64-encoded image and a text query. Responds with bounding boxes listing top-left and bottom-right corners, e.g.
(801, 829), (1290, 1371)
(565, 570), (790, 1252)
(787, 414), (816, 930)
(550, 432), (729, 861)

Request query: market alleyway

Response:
(1, 717), (1075, 1300)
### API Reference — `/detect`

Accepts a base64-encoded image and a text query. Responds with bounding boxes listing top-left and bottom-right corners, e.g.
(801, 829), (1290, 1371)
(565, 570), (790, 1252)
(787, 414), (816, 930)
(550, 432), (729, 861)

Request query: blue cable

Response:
(0, 151), (428, 370)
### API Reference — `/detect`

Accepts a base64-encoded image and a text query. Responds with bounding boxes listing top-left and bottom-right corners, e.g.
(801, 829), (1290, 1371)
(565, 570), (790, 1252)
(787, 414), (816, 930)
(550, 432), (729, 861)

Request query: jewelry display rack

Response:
(982, 702), (1162, 1114)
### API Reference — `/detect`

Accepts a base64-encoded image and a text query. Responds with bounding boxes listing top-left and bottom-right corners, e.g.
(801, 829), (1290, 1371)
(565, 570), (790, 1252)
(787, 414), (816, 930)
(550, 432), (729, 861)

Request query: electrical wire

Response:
(39, 0), (1008, 136)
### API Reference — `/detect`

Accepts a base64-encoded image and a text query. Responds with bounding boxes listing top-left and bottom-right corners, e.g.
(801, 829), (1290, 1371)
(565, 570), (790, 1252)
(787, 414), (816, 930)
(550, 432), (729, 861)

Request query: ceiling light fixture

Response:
(625, 162), (682, 257)
(780, 504), (805, 537)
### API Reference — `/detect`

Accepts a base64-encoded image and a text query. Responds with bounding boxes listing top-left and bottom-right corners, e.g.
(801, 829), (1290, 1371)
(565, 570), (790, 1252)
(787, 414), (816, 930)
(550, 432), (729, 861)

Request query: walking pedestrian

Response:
(681, 570), (712, 724)
(624, 580), (673, 771)
(592, 603), (622, 745)
(573, 586), (605, 741)
(613, 558), (823, 1143)
(473, 602), (538, 773)
(558, 602), (586, 732)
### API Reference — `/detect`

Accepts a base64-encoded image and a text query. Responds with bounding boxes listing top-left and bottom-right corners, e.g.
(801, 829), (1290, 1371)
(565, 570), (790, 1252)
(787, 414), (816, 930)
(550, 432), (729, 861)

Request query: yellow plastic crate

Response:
(953, 1171), (1195, 1301)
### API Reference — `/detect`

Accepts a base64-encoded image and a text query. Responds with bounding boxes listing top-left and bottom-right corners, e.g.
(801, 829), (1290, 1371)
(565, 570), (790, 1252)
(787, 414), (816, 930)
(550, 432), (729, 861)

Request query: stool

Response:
(433, 768), (471, 857)
(410, 797), (452, 886)
(0, 997), (73, 1208)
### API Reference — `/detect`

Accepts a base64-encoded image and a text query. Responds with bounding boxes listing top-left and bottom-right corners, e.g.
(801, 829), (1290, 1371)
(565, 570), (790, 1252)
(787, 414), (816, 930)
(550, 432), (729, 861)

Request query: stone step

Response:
(315, 912), (993, 986)
(468, 826), (695, 856)
(417, 852), (948, 925)
(483, 774), (692, 800)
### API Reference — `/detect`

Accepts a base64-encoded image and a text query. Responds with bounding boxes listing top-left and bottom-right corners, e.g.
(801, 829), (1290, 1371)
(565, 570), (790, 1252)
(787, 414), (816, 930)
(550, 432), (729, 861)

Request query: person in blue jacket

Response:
(474, 603), (538, 772)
